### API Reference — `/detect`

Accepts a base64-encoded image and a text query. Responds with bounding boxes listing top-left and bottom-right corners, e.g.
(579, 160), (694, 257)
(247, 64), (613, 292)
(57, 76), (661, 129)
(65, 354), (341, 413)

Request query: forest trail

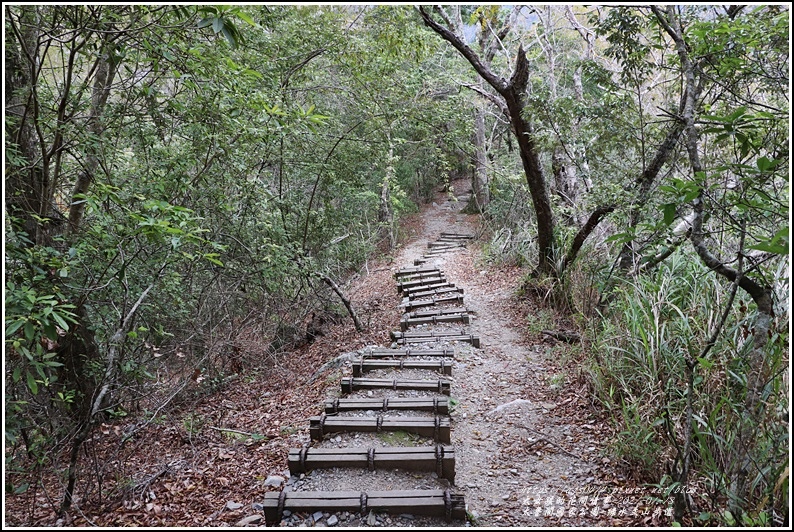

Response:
(258, 177), (656, 527)
(7, 179), (655, 528)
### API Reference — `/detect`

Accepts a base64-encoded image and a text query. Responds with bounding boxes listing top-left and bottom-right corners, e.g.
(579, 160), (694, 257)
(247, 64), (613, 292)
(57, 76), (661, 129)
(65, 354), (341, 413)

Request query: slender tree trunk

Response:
(5, 5), (51, 244)
(468, 101), (490, 212)
(67, 36), (118, 232)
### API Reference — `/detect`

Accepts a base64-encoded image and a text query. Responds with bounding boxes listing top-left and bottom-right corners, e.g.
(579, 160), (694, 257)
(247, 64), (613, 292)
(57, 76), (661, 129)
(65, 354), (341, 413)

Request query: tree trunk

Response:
(4, 5), (51, 244)
(467, 102), (490, 212)
(67, 36), (118, 232)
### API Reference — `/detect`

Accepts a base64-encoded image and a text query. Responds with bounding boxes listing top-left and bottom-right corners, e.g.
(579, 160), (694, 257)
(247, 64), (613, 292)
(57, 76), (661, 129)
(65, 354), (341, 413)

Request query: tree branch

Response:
(418, 6), (509, 94)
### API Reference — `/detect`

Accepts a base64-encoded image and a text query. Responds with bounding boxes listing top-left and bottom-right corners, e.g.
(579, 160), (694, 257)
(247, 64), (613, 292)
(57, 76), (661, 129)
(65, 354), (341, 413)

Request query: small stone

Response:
(299, 473), (305, 480)
(335, 436), (342, 442)
(251, 502), (263, 511)
(509, 469), (518, 475)
(367, 390), (374, 397)
(367, 511), (377, 526)
(490, 500), (501, 507)
(327, 515), (338, 526)
(313, 511), (324, 522)
(283, 510), (292, 518)
(265, 475), (284, 487)
(226, 501), (244, 510)
(236, 515), (262, 526)
(399, 514), (414, 520)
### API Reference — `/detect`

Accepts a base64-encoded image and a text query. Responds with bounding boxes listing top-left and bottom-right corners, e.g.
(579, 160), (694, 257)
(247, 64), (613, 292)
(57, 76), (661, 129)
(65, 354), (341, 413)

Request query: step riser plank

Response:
(402, 295), (465, 311)
(288, 446), (455, 482)
(395, 336), (480, 348)
(263, 490), (466, 523)
(395, 267), (442, 279)
(401, 314), (470, 331)
(401, 282), (457, 296)
(397, 277), (446, 293)
(341, 377), (450, 395)
(324, 398), (450, 415)
(310, 416), (451, 443)
(352, 360), (452, 377)
(360, 348), (456, 358)
(405, 307), (469, 318)
(406, 287), (464, 300)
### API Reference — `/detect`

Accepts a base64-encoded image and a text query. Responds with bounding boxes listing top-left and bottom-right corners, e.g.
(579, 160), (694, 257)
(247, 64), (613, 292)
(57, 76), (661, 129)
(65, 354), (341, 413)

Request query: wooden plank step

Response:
(428, 241), (466, 249)
(288, 445), (455, 482)
(395, 335), (480, 348)
(405, 307), (469, 319)
(324, 397), (449, 414)
(440, 232), (475, 239)
(341, 377), (450, 395)
(263, 489), (466, 523)
(351, 358), (452, 376)
(360, 348), (456, 358)
(425, 248), (463, 256)
(401, 313), (470, 331)
(401, 294), (465, 311)
(310, 414), (451, 442)
(391, 329), (470, 340)
(406, 286), (464, 300)
(396, 267), (442, 279)
(402, 282), (458, 296)
(397, 276), (445, 293)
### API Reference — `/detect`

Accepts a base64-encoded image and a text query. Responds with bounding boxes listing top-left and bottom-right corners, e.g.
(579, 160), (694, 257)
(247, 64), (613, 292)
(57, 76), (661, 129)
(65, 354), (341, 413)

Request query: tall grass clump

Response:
(587, 249), (789, 526)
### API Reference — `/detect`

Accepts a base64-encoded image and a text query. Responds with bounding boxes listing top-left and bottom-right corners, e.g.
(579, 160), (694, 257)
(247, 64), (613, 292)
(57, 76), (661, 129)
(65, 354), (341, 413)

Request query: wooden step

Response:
(424, 248), (462, 256)
(406, 286), (464, 300)
(360, 348), (456, 358)
(397, 276), (446, 293)
(310, 414), (451, 442)
(396, 267), (442, 279)
(402, 282), (458, 296)
(288, 445), (455, 482)
(401, 294), (465, 311)
(352, 358), (452, 376)
(324, 397), (450, 415)
(391, 329), (470, 341)
(395, 334), (480, 348)
(341, 377), (450, 395)
(405, 307), (470, 319)
(401, 313), (470, 331)
(428, 241), (466, 249)
(263, 489), (466, 524)
(440, 232), (475, 240)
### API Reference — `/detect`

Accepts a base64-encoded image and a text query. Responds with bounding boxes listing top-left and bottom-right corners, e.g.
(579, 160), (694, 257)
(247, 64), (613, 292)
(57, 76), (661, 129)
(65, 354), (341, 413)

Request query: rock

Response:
(236, 515), (262, 526)
(509, 469), (518, 475)
(399, 514), (414, 520)
(265, 475), (285, 487)
(490, 500), (501, 507)
(335, 436), (342, 442)
(327, 515), (338, 527)
(251, 502), (264, 511)
(367, 510), (378, 526)
(226, 501), (244, 510)
(283, 510), (292, 518)
(313, 511), (324, 523)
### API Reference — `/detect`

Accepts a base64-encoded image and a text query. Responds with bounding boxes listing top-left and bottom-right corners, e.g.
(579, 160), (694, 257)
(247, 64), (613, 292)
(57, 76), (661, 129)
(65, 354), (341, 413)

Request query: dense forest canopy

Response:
(4, 4), (789, 526)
